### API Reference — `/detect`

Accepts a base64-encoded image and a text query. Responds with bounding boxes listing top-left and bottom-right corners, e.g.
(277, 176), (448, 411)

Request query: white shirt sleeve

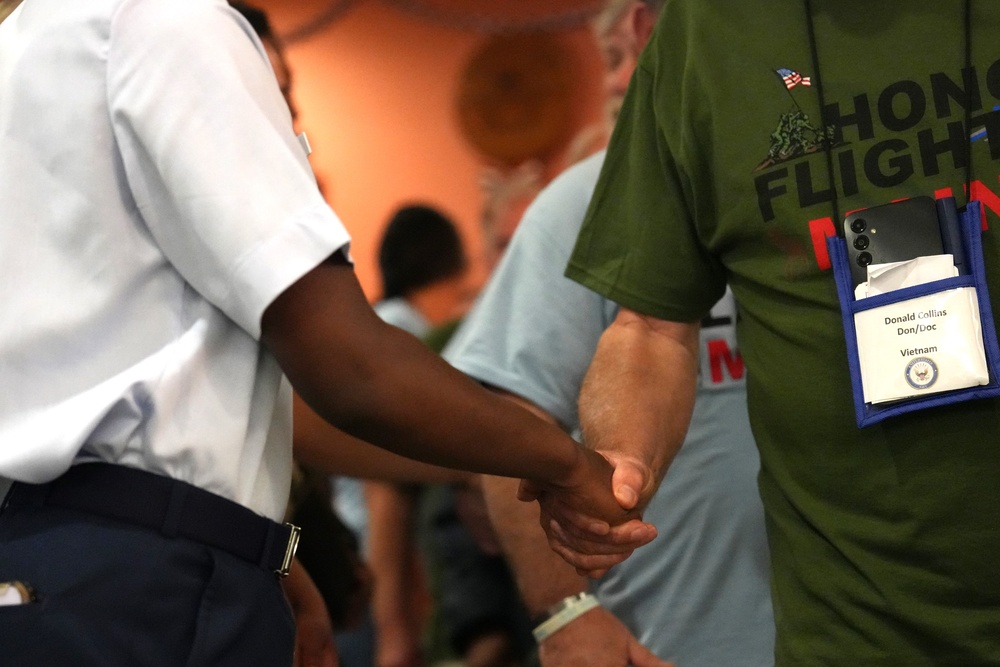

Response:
(107, 0), (349, 337)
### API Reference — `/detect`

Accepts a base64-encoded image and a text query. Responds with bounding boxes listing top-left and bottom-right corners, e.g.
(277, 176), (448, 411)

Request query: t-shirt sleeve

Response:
(107, 0), (350, 338)
(445, 156), (615, 430)
(567, 57), (727, 323)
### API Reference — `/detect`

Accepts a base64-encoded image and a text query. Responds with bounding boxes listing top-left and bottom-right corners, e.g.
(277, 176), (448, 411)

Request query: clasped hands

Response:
(519, 447), (658, 577)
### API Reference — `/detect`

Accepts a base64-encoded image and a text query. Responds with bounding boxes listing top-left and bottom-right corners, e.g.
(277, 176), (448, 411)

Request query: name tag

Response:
(854, 286), (989, 403)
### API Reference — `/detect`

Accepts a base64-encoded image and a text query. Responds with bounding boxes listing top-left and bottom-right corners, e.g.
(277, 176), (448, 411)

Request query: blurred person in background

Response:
(444, 1), (775, 665)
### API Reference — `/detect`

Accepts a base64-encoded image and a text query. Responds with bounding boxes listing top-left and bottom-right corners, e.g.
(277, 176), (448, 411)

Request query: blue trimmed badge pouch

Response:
(827, 199), (1000, 427)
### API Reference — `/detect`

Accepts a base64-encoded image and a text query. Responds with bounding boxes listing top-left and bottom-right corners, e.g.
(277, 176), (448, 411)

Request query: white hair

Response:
(592, 0), (664, 38)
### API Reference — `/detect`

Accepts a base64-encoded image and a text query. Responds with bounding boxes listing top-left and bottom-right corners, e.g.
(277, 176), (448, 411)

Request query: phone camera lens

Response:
(857, 251), (873, 267)
(850, 218), (867, 234)
(853, 235), (870, 250)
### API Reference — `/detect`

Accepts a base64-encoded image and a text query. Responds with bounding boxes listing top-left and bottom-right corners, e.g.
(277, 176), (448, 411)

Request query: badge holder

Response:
(827, 200), (1000, 427)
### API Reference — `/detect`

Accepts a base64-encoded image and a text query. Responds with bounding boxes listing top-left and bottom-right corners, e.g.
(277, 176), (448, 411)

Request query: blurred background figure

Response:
(443, 1), (775, 666)
(333, 204), (474, 667)
(362, 169), (546, 667)
(373, 204), (474, 337)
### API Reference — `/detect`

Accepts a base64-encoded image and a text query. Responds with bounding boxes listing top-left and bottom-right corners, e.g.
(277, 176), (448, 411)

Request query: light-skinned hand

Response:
(538, 605), (674, 667)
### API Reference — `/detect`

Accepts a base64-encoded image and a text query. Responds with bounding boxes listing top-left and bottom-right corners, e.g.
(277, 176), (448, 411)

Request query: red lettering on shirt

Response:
(968, 182), (999, 231)
(707, 339), (745, 384)
(808, 216), (836, 271)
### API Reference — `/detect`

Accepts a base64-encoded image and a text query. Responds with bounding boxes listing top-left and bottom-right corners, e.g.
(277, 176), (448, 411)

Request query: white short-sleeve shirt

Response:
(0, 0), (351, 519)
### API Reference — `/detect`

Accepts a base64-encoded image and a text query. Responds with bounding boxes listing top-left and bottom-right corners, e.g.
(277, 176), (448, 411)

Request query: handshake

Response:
(520, 446), (659, 577)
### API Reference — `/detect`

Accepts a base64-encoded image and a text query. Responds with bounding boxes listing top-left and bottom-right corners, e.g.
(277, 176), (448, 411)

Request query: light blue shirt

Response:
(444, 150), (775, 666)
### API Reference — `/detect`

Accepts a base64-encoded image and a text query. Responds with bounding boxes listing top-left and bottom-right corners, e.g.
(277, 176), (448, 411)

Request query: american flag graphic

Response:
(777, 68), (812, 89)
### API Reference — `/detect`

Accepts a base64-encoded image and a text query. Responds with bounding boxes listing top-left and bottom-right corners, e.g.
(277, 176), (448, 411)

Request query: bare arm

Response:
(282, 558), (339, 667)
(293, 392), (470, 485)
(482, 392), (672, 667)
(480, 393), (584, 613)
(582, 308), (700, 504)
(265, 255), (579, 478)
(364, 481), (427, 667)
(488, 476), (661, 667)
(261, 255), (647, 531)
(542, 308), (700, 575)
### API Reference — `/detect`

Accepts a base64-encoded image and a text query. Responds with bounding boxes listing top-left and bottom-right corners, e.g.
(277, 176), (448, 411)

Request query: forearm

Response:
(579, 309), (700, 502)
(364, 482), (425, 656)
(365, 481), (422, 616)
(293, 392), (472, 485)
(482, 474), (586, 615)
(263, 258), (584, 484)
(479, 392), (587, 613)
(282, 557), (329, 619)
(282, 558), (338, 667)
(484, 475), (665, 667)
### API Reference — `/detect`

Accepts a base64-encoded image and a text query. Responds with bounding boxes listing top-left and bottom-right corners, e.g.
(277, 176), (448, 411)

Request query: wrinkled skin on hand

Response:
(519, 447), (657, 577)
(537, 606), (674, 667)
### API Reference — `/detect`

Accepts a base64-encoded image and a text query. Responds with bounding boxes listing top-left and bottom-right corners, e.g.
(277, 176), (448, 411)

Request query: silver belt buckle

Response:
(275, 523), (301, 578)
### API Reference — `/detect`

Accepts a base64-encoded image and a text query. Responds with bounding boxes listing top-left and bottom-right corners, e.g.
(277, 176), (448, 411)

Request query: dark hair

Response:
(230, 2), (274, 41)
(378, 205), (467, 300)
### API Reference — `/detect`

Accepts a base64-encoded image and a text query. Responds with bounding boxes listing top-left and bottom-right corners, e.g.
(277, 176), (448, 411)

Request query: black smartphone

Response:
(842, 196), (945, 289)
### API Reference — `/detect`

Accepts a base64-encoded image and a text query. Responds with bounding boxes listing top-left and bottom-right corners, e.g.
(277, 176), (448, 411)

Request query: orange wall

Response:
(266, 0), (607, 299)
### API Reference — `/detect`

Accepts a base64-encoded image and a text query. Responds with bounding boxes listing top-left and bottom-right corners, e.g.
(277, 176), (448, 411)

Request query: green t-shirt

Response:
(569, 1), (1000, 664)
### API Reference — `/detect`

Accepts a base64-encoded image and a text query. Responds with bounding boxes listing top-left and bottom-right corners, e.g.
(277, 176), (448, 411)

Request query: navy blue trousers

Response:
(0, 494), (295, 666)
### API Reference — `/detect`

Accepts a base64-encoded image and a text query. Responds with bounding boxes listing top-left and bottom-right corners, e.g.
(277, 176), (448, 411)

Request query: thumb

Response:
(627, 638), (675, 667)
(610, 458), (649, 511)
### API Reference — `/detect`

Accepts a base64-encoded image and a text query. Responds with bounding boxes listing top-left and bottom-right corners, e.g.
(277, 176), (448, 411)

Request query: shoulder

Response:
(110, 0), (257, 57)
(516, 150), (607, 246)
(112, 0), (236, 24)
(535, 150), (607, 213)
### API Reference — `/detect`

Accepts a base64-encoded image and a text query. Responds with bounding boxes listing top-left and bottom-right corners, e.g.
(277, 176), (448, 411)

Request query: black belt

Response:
(3, 462), (300, 577)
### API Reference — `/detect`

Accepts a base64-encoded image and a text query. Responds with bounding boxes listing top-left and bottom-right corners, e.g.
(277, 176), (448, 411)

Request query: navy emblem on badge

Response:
(905, 356), (939, 390)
